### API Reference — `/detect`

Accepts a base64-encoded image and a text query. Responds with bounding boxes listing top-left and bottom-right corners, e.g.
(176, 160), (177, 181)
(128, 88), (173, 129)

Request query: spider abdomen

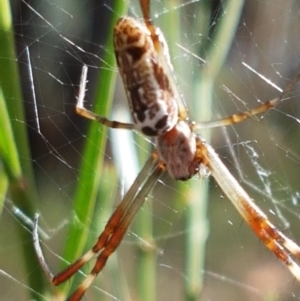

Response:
(114, 16), (178, 136)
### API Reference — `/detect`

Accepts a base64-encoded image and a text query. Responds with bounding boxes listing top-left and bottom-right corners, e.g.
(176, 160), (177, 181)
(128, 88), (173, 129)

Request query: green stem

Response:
(59, 1), (128, 297)
(0, 0), (47, 299)
(184, 1), (245, 300)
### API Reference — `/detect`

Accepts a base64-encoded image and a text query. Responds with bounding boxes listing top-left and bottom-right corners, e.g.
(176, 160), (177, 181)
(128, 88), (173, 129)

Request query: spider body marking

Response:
(114, 16), (178, 136)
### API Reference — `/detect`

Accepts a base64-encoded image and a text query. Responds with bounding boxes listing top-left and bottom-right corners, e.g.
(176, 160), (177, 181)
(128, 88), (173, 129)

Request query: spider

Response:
(33, 0), (300, 300)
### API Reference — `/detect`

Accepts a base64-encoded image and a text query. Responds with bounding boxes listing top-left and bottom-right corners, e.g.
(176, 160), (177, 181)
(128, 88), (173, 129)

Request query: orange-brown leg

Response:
(34, 153), (165, 301)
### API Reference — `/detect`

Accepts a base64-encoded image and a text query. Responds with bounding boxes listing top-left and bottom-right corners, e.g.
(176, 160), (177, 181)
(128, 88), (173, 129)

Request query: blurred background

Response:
(1, 0), (300, 300)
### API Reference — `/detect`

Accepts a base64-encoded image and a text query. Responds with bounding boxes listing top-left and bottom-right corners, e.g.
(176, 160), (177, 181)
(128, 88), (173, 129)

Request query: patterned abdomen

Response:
(114, 16), (178, 136)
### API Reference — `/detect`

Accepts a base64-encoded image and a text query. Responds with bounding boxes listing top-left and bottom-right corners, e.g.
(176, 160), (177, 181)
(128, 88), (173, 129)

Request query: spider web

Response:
(1, 0), (300, 300)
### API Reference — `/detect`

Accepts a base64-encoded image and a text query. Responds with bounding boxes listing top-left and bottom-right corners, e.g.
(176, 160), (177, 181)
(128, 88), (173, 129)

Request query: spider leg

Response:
(193, 73), (300, 130)
(68, 156), (165, 301)
(76, 65), (135, 130)
(198, 139), (300, 279)
(33, 152), (165, 301)
(33, 214), (55, 280)
(140, 0), (150, 22)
